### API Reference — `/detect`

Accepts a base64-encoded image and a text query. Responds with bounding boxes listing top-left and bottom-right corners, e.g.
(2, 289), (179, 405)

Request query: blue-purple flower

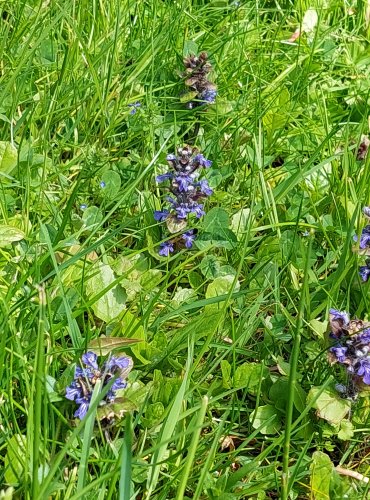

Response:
(182, 230), (195, 248)
(330, 346), (348, 363)
(354, 225), (370, 249)
(329, 308), (350, 327)
(201, 89), (217, 104)
(159, 241), (174, 256)
(128, 101), (141, 115)
(356, 357), (370, 384)
(359, 265), (370, 282)
(65, 351), (133, 420)
(154, 210), (170, 221)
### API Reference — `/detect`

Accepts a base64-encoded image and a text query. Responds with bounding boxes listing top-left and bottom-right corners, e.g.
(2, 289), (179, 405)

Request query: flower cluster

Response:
(328, 309), (370, 389)
(154, 146), (213, 256)
(66, 351), (132, 419)
(183, 52), (217, 109)
(354, 207), (370, 282)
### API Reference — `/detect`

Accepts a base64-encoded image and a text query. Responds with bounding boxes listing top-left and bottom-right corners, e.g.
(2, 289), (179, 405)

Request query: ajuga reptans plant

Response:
(328, 309), (370, 397)
(66, 351), (133, 419)
(154, 146), (213, 255)
(182, 52), (217, 109)
(354, 206), (370, 282)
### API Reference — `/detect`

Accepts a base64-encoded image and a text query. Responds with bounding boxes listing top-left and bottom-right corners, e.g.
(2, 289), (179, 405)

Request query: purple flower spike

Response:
(182, 230), (195, 248)
(330, 346), (348, 363)
(159, 241), (174, 256)
(82, 352), (98, 370)
(154, 210), (170, 221)
(356, 357), (370, 384)
(156, 173), (174, 183)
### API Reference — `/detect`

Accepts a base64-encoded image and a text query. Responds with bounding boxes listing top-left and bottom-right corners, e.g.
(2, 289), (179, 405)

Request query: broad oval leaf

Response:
(0, 225), (25, 247)
(307, 386), (351, 425)
(250, 405), (281, 435)
(86, 263), (127, 322)
(310, 451), (332, 500)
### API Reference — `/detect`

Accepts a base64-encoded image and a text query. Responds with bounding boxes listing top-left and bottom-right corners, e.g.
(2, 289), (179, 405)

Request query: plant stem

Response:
(281, 233), (312, 499)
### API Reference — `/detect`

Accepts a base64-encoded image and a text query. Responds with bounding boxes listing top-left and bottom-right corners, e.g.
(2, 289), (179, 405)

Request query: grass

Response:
(0, 0), (370, 498)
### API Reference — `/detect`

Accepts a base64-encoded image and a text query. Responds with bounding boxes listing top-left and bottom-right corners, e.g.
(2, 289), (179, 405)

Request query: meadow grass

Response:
(0, 0), (370, 498)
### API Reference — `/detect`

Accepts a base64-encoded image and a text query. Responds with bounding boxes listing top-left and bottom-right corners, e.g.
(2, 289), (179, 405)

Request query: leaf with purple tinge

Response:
(88, 337), (141, 356)
(166, 215), (187, 234)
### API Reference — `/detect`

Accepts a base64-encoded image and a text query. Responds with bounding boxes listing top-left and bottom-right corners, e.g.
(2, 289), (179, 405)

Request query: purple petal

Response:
(156, 173), (173, 183)
(82, 352), (98, 370)
(66, 382), (82, 401)
(159, 242), (175, 256)
(154, 210), (170, 221)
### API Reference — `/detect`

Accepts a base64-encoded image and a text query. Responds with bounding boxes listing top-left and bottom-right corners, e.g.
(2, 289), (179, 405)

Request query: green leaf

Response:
(230, 208), (251, 239)
(180, 91), (198, 103)
(0, 141), (17, 175)
(199, 255), (221, 279)
(205, 275), (240, 311)
(100, 171), (121, 199)
(221, 360), (232, 389)
(310, 451), (333, 500)
(82, 206), (103, 229)
(250, 405), (281, 435)
(0, 225), (25, 247)
(4, 434), (26, 485)
(86, 263), (127, 322)
(195, 229), (238, 250)
(234, 362), (269, 394)
(171, 287), (197, 308)
(183, 40), (198, 57)
(307, 387), (351, 425)
(97, 397), (137, 421)
(203, 207), (229, 234)
(338, 420), (354, 441)
(120, 311), (149, 364)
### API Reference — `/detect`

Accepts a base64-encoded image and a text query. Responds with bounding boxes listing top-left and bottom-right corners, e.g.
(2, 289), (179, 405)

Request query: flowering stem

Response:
(281, 234), (312, 499)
